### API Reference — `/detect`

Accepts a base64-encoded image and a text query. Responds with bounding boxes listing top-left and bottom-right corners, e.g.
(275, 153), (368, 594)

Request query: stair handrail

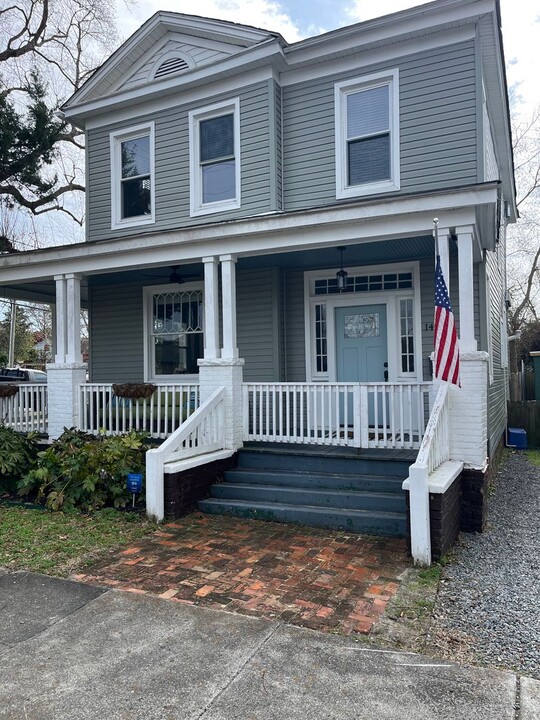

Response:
(146, 386), (228, 521)
(407, 382), (450, 567)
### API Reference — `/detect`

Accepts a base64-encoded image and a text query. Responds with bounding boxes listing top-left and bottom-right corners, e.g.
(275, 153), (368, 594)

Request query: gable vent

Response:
(154, 57), (189, 79)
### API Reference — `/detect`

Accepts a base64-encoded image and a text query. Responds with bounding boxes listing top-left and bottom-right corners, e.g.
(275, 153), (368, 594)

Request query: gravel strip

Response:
(431, 451), (540, 678)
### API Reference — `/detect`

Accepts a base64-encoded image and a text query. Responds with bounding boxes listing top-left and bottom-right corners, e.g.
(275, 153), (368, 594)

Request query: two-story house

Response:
(0, 0), (515, 565)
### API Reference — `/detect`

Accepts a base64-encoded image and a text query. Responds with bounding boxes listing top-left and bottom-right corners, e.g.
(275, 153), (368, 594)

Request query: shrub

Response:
(0, 426), (39, 493)
(17, 428), (150, 511)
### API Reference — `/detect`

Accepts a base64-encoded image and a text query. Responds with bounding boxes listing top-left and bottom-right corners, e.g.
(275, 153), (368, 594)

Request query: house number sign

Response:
(344, 313), (380, 338)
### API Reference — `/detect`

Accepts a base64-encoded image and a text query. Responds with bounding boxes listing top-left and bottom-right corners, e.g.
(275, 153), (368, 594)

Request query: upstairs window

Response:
(110, 123), (155, 229)
(335, 70), (400, 199)
(189, 98), (240, 216)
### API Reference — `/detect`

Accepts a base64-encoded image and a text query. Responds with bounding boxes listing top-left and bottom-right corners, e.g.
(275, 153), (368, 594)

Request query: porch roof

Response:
(0, 183), (499, 297)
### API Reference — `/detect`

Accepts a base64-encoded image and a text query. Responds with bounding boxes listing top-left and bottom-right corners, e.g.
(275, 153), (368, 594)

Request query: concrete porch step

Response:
(238, 449), (411, 478)
(210, 482), (407, 514)
(197, 497), (407, 537)
(223, 467), (405, 494)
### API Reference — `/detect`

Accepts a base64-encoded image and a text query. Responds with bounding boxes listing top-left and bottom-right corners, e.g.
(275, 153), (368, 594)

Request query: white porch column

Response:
(437, 226), (451, 295)
(202, 256), (220, 360)
(220, 254), (239, 360)
(46, 274), (86, 439)
(54, 274), (67, 363)
(456, 226), (477, 352)
(66, 273), (82, 364)
(198, 253), (244, 451)
(448, 351), (489, 469)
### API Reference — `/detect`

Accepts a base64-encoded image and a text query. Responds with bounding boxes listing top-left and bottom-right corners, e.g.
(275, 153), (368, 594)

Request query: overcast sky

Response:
(118, 0), (539, 113)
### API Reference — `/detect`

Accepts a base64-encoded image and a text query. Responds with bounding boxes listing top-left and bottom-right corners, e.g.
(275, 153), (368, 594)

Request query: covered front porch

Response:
(0, 185), (496, 564)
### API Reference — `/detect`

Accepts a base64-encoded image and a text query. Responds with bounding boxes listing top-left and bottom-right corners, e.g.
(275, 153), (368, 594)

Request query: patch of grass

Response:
(0, 505), (156, 575)
(417, 565), (442, 586)
(526, 449), (540, 466)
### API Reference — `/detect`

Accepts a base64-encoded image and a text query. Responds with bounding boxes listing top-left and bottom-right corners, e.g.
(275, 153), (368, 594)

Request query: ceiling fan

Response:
(143, 265), (202, 284)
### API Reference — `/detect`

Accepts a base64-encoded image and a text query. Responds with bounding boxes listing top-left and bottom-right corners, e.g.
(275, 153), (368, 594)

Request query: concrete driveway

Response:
(0, 571), (538, 720)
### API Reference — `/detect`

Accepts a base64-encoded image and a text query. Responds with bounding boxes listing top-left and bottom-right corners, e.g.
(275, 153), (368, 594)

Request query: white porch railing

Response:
(78, 383), (200, 439)
(242, 382), (431, 450)
(146, 386), (229, 521)
(0, 385), (48, 434)
(407, 382), (450, 566)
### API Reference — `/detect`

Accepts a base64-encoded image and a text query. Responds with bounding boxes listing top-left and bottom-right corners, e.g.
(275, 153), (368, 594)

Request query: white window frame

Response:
(334, 69), (400, 200)
(189, 98), (241, 217)
(143, 282), (204, 383)
(304, 261), (421, 384)
(110, 122), (155, 230)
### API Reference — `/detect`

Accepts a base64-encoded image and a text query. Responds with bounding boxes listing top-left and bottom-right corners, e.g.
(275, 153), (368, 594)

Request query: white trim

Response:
(304, 261), (421, 385)
(334, 70), (400, 200)
(110, 122), (155, 230)
(0, 185), (497, 283)
(403, 460), (463, 495)
(143, 281), (204, 383)
(485, 265), (494, 384)
(188, 98), (241, 217)
(281, 27), (475, 87)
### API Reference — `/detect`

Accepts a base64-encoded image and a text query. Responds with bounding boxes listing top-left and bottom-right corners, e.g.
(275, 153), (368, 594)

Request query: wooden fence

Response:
(507, 401), (540, 448)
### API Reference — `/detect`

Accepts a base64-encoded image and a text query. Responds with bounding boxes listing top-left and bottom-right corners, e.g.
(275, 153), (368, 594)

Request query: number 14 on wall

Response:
(424, 323), (434, 331)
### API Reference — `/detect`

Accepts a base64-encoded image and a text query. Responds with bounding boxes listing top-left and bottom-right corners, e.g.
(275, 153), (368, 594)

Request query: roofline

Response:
(63, 11), (284, 110)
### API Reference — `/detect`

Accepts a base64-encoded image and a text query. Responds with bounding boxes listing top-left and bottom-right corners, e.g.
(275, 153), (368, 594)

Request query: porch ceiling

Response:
(237, 235), (436, 271)
(0, 279), (89, 307)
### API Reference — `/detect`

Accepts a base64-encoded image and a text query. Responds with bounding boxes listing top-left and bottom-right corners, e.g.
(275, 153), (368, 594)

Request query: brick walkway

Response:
(72, 513), (409, 635)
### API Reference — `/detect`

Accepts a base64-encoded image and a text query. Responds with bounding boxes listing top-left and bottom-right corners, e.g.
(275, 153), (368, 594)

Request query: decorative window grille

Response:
(151, 290), (203, 376)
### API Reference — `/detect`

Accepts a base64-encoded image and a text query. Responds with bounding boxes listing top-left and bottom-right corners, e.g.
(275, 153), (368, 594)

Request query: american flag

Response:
(434, 255), (460, 386)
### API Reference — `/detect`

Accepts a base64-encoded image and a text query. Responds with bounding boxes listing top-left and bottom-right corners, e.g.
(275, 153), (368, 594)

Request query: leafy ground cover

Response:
(0, 505), (156, 575)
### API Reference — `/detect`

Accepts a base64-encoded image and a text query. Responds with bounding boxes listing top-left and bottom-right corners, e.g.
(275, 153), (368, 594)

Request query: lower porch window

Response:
(146, 285), (204, 379)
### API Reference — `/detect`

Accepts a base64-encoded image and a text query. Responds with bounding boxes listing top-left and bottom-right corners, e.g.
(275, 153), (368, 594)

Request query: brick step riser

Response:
(198, 499), (406, 537)
(211, 483), (407, 514)
(237, 450), (411, 478)
(224, 469), (405, 494)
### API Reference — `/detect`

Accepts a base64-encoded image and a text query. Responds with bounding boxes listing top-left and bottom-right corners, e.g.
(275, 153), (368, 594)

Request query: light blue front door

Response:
(335, 304), (388, 383)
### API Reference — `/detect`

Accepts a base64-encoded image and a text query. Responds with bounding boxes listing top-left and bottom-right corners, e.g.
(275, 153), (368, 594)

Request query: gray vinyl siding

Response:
(89, 282), (144, 383)
(87, 81), (273, 242)
(274, 81), (283, 211)
(483, 100), (499, 181)
(484, 225), (507, 456)
(283, 40), (477, 211)
(121, 41), (230, 92)
(236, 267), (281, 382)
(284, 269), (306, 381)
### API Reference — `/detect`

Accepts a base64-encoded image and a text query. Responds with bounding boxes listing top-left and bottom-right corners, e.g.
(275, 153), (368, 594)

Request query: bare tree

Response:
(0, 0), (122, 246)
(507, 105), (540, 332)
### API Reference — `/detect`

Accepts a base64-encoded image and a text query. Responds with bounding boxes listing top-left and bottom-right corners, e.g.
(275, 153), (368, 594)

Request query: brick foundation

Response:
(460, 465), (490, 533)
(405, 474), (462, 562)
(163, 455), (237, 520)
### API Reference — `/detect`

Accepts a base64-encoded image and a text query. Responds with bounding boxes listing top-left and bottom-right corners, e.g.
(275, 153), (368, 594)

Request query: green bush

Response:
(0, 426), (39, 493)
(17, 428), (150, 511)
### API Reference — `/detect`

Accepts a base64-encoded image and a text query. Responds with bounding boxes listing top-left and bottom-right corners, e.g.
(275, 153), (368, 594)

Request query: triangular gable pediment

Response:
(64, 12), (279, 108)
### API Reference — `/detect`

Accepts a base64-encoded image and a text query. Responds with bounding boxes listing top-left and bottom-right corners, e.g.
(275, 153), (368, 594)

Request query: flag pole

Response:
(433, 217), (439, 258)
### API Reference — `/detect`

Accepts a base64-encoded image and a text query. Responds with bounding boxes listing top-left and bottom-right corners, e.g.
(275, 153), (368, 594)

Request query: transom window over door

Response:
(189, 98), (241, 216)
(335, 70), (400, 199)
(144, 285), (203, 380)
(110, 123), (155, 229)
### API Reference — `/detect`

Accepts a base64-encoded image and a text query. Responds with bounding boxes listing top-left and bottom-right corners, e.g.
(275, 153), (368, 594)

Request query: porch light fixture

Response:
(336, 246), (348, 292)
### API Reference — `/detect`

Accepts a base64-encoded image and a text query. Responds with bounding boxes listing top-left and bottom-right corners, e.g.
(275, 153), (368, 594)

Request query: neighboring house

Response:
(0, 0), (515, 564)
